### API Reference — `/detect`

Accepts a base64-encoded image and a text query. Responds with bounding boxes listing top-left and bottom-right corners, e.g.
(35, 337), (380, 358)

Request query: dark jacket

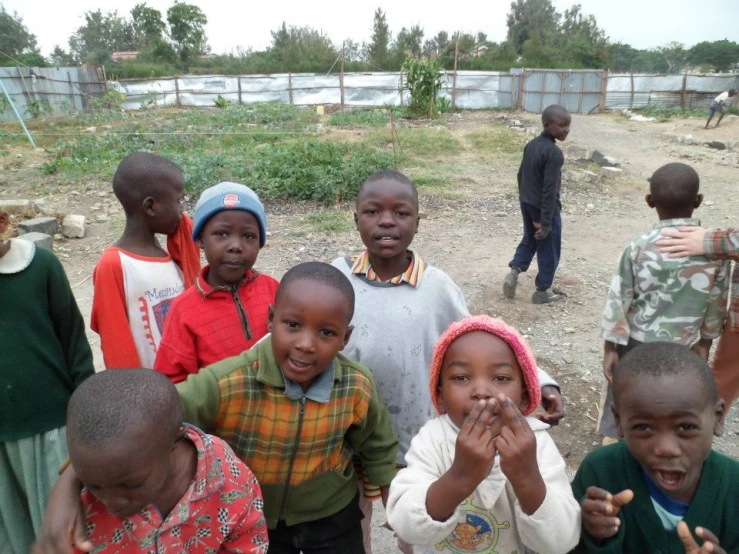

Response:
(517, 132), (565, 231)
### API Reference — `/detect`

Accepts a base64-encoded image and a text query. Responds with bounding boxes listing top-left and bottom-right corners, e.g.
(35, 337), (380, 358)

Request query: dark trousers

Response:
(268, 493), (365, 554)
(509, 202), (562, 290)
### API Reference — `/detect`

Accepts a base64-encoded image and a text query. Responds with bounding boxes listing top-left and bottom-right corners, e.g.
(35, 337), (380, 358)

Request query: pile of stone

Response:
(0, 199), (86, 251)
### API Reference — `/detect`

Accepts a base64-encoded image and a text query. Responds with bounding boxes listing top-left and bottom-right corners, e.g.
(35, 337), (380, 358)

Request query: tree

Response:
(268, 23), (337, 73)
(368, 8), (391, 69)
(50, 45), (75, 66)
(0, 6), (37, 58)
(167, 2), (208, 62)
(561, 4), (609, 68)
(688, 40), (739, 73)
(656, 41), (687, 74)
(131, 3), (166, 48)
(68, 10), (135, 63)
(391, 24), (424, 68)
(506, 0), (560, 55)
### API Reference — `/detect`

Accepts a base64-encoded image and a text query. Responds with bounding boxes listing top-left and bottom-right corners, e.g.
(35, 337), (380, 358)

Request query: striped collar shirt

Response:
(350, 249), (426, 287)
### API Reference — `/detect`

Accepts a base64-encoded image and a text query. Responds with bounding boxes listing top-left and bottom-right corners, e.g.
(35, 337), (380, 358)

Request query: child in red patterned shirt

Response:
(54, 368), (268, 554)
(154, 182), (279, 383)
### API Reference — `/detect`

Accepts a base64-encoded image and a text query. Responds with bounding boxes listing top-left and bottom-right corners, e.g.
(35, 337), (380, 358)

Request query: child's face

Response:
(69, 428), (175, 517)
(614, 372), (725, 504)
(438, 331), (528, 432)
(197, 210), (260, 287)
(269, 279), (353, 392)
(354, 179), (419, 263)
(151, 177), (185, 235)
(544, 115), (571, 142)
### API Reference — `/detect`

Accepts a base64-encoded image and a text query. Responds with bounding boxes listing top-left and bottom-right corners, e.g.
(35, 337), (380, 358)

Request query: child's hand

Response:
(581, 486), (634, 542)
(692, 339), (712, 361)
(534, 228), (550, 241)
(450, 399), (499, 491)
(677, 522), (725, 554)
(495, 395), (537, 483)
(537, 385), (565, 425)
(603, 342), (619, 383)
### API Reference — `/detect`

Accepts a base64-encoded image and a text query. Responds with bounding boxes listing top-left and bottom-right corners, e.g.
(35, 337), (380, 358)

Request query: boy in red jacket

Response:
(154, 182), (279, 382)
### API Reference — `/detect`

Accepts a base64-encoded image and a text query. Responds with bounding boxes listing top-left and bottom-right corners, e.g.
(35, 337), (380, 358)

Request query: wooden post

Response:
(17, 67), (34, 105)
(174, 76), (181, 107)
(237, 76), (242, 105)
(558, 71), (567, 110)
(576, 72), (585, 113)
(518, 70), (526, 111)
(340, 41), (345, 110)
(599, 70), (608, 113)
(288, 72), (293, 105)
(681, 71), (687, 112)
(399, 72), (404, 106)
(629, 70), (635, 109)
(67, 71), (76, 111)
(451, 35), (460, 111)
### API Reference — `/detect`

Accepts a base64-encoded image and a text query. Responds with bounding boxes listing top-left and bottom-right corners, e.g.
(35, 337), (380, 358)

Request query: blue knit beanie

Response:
(192, 182), (267, 247)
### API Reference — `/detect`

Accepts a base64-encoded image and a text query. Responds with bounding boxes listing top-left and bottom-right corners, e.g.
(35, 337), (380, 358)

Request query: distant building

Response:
(111, 51), (139, 62)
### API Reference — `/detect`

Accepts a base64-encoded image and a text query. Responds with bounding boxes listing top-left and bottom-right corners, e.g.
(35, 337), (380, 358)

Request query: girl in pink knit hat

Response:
(386, 315), (580, 554)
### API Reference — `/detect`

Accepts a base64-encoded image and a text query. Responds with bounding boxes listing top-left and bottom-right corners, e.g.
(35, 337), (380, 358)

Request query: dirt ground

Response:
(3, 110), (738, 552)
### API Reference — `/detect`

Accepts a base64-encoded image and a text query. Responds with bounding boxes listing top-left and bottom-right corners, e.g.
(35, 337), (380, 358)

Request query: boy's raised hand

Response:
(677, 522), (725, 554)
(581, 486), (634, 542)
(451, 400), (498, 490)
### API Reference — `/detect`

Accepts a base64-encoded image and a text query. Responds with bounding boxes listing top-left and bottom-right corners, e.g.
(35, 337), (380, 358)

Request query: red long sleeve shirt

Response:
(154, 266), (279, 383)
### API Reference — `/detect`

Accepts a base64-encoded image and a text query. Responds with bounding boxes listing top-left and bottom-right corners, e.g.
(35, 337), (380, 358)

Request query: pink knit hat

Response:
(429, 315), (541, 416)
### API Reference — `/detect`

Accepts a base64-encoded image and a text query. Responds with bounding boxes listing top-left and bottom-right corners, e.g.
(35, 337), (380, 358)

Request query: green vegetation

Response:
(305, 209), (355, 234)
(328, 108), (400, 127)
(402, 57), (444, 119)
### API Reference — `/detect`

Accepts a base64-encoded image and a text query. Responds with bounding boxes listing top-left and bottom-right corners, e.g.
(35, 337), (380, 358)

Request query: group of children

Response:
(1, 101), (737, 554)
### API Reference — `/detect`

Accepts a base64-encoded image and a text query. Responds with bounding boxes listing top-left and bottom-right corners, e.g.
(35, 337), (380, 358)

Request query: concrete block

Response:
(581, 170), (598, 183)
(564, 170), (584, 183)
(684, 135), (694, 145)
(600, 167), (623, 178)
(567, 146), (593, 160)
(0, 199), (39, 215)
(17, 217), (58, 236)
(62, 214), (86, 238)
(591, 150), (621, 168)
(16, 232), (53, 251)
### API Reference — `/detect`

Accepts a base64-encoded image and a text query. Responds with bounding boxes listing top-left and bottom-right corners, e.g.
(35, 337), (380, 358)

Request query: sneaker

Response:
(503, 270), (519, 299)
(532, 289), (563, 304)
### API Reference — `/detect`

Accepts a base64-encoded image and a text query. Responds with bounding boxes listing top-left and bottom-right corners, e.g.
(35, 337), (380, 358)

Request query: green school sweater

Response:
(0, 242), (94, 440)
(571, 441), (739, 553)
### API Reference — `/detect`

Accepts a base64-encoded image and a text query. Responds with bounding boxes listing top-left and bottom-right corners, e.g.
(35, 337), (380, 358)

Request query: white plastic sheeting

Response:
(605, 73), (739, 109)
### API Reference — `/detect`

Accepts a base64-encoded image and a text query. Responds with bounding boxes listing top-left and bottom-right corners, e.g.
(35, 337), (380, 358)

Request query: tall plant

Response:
(402, 57), (443, 119)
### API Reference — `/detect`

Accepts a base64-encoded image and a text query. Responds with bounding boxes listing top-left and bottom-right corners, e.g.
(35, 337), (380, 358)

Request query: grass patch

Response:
(412, 175), (447, 188)
(464, 125), (528, 159)
(328, 107), (401, 127)
(305, 209), (355, 234)
(395, 128), (462, 157)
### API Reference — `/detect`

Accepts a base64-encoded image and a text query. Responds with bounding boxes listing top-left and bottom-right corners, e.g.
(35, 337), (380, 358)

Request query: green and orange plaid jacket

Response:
(176, 336), (399, 529)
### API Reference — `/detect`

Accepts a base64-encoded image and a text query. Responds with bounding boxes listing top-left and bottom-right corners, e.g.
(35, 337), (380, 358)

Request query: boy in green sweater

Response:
(572, 342), (738, 553)
(0, 212), (94, 554)
(35, 262), (397, 554)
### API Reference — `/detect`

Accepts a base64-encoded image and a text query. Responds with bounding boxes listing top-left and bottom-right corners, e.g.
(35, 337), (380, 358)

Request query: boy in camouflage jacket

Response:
(597, 163), (729, 440)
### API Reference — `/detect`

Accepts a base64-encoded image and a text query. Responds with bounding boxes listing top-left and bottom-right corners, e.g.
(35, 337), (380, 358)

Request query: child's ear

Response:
(340, 325), (354, 350)
(645, 194), (656, 209)
(353, 211), (359, 229)
(519, 389), (530, 413)
(437, 387), (447, 414)
(196, 237), (204, 249)
(694, 194), (704, 209)
(713, 398), (726, 437)
(614, 405), (625, 439)
(267, 305), (275, 332)
(143, 196), (156, 216)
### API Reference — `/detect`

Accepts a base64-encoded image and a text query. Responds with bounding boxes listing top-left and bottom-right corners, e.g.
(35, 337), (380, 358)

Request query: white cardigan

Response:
(387, 415), (581, 554)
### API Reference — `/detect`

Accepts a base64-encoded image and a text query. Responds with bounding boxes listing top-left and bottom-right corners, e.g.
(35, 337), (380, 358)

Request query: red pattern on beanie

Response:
(429, 315), (541, 416)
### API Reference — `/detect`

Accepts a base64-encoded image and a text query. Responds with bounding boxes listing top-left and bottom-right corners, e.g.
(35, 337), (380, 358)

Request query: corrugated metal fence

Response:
(0, 66), (105, 122)
(2, 66), (738, 122)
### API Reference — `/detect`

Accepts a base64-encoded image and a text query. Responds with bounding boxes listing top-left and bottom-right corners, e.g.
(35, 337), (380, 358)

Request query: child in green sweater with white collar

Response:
(572, 342), (738, 553)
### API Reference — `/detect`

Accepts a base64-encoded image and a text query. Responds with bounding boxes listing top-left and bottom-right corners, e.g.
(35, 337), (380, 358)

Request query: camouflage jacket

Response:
(704, 228), (739, 332)
(601, 218), (730, 346)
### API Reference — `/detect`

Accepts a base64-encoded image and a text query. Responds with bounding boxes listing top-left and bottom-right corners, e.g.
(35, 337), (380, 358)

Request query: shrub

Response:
(402, 57), (443, 119)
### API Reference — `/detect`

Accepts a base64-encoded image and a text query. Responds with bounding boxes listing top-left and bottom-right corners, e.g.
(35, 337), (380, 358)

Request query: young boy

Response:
(0, 211), (94, 554)
(91, 152), (200, 369)
(598, 163), (729, 441)
(332, 169), (564, 552)
(572, 342), (739, 553)
(154, 182), (279, 383)
(705, 89), (735, 128)
(503, 104), (570, 304)
(65, 368), (268, 553)
(387, 316), (580, 554)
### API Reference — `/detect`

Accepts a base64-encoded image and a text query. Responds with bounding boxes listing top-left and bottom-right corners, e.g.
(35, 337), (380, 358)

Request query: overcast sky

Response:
(5, 0), (739, 56)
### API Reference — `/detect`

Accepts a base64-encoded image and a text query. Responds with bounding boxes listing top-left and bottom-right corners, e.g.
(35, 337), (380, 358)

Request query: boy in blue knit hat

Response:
(154, 182), (279, 382)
